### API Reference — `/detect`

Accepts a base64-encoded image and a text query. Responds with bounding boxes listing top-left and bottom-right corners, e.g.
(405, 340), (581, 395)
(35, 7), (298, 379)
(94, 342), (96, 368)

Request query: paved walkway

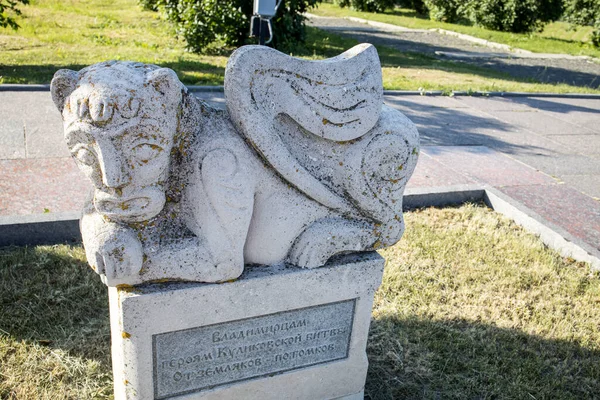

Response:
(0, 90), (599, 266)
(307, 15), (600, 89)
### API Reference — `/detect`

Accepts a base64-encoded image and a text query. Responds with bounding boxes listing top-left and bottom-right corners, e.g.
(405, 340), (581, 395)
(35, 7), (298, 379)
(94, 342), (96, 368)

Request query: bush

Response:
(563, 0), (600, 46)
(335, 0), (396, 13)
(396, 0), (427, 14)
(272, 0), (323, 50)
(160, 0), (250, 52)
(139, 0), (160, 11)
(0, 0), (29, 30)
(153, 0), (320, 53)
(422, 0), (469, 23)
(470, 0), (563, 33)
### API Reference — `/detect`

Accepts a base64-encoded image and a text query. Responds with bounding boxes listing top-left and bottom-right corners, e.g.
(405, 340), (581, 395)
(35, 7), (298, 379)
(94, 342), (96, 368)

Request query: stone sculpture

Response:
(51, 44), (419, 287)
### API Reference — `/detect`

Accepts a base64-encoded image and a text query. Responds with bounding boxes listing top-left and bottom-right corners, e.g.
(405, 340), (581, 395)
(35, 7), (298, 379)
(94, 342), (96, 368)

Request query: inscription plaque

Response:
(152, 299), (356, 399)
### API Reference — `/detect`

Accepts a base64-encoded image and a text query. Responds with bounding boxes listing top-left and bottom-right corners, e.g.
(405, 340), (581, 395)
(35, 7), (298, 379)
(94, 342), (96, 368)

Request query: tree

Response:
(0, 0), (29, 30)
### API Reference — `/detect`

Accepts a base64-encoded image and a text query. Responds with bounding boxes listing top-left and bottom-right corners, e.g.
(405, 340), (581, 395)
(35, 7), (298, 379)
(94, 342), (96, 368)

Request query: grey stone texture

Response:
(109, 252), (384, 400)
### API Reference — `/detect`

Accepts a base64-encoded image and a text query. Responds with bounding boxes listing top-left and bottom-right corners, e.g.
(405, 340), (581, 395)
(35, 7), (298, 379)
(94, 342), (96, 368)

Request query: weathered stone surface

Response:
(50, 44), (419, 287)
(110, 252), (384, 399)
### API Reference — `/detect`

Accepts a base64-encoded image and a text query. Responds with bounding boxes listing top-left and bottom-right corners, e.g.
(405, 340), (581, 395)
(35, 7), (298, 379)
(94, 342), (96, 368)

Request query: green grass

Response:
(2, 204), (600, 399)
(0, 0), (599, 93)
(0, 0), (228, 85)
(312, 3), (600, 59)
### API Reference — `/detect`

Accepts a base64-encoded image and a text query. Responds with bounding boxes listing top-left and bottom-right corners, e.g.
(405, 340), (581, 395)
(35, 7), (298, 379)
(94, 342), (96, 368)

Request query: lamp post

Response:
(250, 0), (281, 45)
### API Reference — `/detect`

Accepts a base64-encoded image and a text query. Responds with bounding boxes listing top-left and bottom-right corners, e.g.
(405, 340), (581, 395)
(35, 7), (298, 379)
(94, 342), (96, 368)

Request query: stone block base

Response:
(109, 252), (384, 400)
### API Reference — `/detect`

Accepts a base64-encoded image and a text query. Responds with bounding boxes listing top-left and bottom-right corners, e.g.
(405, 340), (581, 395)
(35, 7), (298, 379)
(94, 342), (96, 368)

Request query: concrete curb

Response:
(0, 212), (81, 246)
(383, 90), (600, 99)
(0, 84), (51, 91)
(3, 186), (598, 271)
(2, 84), (599, 99)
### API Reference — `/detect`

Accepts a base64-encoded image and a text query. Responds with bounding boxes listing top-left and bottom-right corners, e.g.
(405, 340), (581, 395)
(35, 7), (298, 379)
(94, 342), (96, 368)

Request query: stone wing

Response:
(224, 44), (383, 212)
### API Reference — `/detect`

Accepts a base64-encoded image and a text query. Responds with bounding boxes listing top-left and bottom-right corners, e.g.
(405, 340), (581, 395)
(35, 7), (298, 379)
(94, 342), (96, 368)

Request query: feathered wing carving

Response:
(224, 44), (383, 212)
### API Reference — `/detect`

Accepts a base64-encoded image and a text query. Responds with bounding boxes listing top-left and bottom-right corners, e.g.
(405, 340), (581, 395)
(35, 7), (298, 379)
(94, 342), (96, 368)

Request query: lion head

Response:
(51, 61), (184, 223)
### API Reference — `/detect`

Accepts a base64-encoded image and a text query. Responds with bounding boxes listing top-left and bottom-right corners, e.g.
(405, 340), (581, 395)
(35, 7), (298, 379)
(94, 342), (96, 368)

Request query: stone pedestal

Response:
(109, 252), (384, 400)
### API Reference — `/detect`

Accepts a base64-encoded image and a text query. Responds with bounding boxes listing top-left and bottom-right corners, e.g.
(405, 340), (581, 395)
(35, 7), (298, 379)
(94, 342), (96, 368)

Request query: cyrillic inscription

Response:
(152, 299), (355, 399)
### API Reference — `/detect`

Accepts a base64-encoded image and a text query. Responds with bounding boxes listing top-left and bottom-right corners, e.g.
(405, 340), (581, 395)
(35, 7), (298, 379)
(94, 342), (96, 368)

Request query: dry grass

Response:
(0, 245), (112, 399)
(1, 204), (599, 399)
(369, 204), (600, 399)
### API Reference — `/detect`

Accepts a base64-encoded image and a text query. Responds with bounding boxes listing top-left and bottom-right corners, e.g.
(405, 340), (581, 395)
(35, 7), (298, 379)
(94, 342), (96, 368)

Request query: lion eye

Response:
(132, 143), (163, 165)
(73, 147), (96, 166)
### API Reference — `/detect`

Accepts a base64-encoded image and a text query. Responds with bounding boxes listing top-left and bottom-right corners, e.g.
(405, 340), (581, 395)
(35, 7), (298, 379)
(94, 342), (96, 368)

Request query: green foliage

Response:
(335, 0), (396, 13)
(271, 0), (324, 51)
(422, 0), (562, 33)
(469, 0), (563, 33)
(152, 0), (321, 53)
(422, 0), (467, 23)
(0, 0), (29, 29)
(395, 0), (427, 14)
(159, 0), (250, 53)
(138, 0), (160, 11)
(563, 0), (600, 46)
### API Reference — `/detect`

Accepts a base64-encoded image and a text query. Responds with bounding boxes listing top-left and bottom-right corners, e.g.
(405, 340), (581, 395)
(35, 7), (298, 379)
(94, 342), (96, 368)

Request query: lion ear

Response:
(146, 68), (182, 97)
(51, 69), (79, 113)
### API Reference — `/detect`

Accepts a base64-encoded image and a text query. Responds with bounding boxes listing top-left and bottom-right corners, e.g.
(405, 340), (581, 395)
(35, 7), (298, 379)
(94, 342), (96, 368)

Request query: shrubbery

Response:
(422, 0), (466, 23)
(334, 0), (396, 13)
(469, 0), (563, 33)
(337, 0), (588, 37)
(142, 0), (321, 53)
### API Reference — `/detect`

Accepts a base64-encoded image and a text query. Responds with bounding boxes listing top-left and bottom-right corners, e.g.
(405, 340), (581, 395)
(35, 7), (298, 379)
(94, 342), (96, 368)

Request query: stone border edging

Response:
(2, 84), (599, 99)
(0, 212), (82, 246)
(3, 186), (598, 271)
(383, 90), (600, 99)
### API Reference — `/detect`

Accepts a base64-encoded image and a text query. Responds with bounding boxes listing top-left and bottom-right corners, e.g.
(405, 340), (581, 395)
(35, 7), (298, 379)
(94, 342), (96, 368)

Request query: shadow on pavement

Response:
(384, 96), (553, 157)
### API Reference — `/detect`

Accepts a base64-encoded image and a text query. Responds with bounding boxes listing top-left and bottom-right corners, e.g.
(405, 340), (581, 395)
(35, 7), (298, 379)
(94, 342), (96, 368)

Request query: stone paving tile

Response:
(407, 152), (476, 188)
(0, 91), (64, 159)
(514, 153), (600, 177)
(500, 184), (600, 251)
(454, 96), (532, 112)
(385, 95), (469, 109)
(0, 119), (25, 159)
(548, 134), (600, 156)
(513, 97), (600, 111)
(535, 110), (600, 134)
(484, 109), (597, 136)
(422, 146), (557, 187)
(0, 157), (91, 216)
(558, 175), (600, 199)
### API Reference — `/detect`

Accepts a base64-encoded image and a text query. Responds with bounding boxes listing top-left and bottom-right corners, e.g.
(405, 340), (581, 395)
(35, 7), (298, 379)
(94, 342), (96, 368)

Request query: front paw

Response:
(288, 219), (372, 269)
(85, 227), (144, 287)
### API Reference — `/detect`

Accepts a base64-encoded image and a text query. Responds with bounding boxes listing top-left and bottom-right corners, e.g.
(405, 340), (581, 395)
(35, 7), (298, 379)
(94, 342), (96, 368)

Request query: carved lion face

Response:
(51, 61), (184, 223)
